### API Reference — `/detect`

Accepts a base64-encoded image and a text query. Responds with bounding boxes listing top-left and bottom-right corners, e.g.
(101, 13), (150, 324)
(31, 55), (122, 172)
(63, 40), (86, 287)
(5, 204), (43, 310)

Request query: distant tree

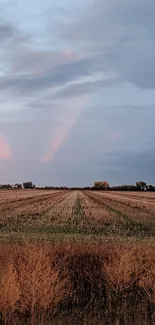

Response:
(110, 184), (138, 191)
(136, 181), (147, 191)
(14, 183), (22, 189)
(0, 184), (12, 189)
(93, 181), (110, 190)
(147, 185), (155, 191)
(83, 187), (91, 190)
(23, 181), (35, 189)
(120, 185), (137, 191)
(59, 186), (69, 190)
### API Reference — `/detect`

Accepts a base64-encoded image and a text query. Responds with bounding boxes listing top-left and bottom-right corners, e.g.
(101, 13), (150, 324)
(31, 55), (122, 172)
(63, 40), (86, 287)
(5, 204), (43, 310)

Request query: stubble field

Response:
(0, 189), (155, 242)
(1, 189), (155, 324)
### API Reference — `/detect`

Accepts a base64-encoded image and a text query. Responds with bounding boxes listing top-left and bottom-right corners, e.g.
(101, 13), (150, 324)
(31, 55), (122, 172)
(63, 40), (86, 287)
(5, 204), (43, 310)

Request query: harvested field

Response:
(0, 189), (155, 241)
(86, 191), (155, 238)
(0, 189), (155, 324)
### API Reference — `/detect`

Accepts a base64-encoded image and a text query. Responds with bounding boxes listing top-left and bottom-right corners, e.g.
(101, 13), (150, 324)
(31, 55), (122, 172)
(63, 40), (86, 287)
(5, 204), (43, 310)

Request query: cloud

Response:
(107, 130), (123, 145)
(0, 22), (16, 42)
(0, 135), (13, 160)
(52, 74), (120, 98)
(56, 0), (155, 89)
(0, 53), (106, 95)
(0, 6), (118, 105)
(0, 0), (154, 186)
(10, 47), (77, 75)
(41, 98), (86, 162)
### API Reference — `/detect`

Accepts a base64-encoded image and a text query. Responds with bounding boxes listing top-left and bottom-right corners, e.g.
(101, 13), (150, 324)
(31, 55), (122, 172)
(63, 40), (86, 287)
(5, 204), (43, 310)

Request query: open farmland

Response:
(1, 189), (155, 324)
(0, 189), (155, 242)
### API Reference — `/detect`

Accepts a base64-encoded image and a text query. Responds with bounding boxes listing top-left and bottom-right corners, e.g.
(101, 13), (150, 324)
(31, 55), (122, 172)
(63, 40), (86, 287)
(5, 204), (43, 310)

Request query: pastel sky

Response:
(0, 0), (155, 186)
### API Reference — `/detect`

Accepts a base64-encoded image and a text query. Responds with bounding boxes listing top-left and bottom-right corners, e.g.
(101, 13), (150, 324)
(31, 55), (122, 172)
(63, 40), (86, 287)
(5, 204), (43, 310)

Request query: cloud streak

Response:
(41, 99), (86, 163)
(0, 135), (13, 161)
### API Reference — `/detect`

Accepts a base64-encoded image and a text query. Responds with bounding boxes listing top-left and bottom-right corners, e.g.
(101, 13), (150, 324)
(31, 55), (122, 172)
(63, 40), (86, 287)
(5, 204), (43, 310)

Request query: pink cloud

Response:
(41, 99), (86, 163)
(41, 128), (70, 163)
(0, 135), (13, 161)
(62, 50), (76, 59)
(107, 130), (123, 144)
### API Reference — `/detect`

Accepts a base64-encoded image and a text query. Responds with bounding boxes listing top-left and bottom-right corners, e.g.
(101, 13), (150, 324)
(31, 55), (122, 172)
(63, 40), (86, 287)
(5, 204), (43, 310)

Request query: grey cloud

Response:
(0, 54), (105, 93)
(52, 104), (155, 164)
(10, 47), (75, 74)
(109, 149), (155, 185)
(38, 148), (155, 186)
(115, 1), (155, 32)
(0, 18), (30, 46)
(1, 103), (155, 186)
(0, 0), (155, 186)
(0, 3), (121, 103)
(2, 148), (155, 186)
(0, 22), (15, 41)
(57, 0), (155, 89)
(0, 5), (118, 101)
(1, 0), (154, 101)
(53, 77), (121, 98)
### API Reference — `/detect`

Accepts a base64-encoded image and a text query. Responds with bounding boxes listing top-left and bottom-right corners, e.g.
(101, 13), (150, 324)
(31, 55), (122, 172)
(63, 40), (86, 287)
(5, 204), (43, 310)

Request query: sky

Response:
(0, 0), (155, 186)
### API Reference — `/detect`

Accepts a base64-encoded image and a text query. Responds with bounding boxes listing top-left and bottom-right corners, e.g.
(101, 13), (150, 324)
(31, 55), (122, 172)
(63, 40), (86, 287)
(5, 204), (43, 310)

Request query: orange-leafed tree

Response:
(93, 181), (110, 190)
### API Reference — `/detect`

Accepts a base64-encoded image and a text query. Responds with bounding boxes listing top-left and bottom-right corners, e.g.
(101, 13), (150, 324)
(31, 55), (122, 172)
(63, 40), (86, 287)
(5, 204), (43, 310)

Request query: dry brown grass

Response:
(0, 243), (72, 324)
(16, 245), (71, 323)
(0, 242), (154, 324)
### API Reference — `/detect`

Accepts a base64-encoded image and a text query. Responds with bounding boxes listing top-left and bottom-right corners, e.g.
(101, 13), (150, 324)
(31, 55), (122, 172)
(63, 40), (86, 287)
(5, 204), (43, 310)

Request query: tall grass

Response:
(0, 242), (155, 324)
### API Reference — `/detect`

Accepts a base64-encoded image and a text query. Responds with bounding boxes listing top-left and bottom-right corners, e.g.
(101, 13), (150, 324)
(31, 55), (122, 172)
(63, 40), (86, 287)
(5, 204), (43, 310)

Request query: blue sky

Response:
(0, 0), (155, 186)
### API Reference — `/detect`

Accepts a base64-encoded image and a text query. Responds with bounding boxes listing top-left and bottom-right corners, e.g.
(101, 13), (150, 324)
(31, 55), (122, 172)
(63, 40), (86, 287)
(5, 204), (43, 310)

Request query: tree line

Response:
(92, 181), (155, 191)
(0, 180), (155, 191)
(0, 182), (35, 189)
